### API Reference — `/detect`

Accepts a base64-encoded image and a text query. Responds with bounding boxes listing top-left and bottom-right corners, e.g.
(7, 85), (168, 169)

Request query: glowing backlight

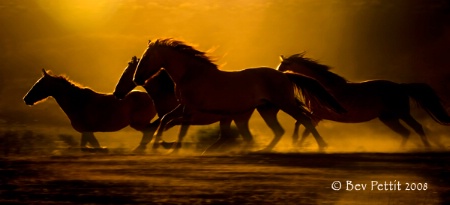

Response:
(35, 0), (121, 30)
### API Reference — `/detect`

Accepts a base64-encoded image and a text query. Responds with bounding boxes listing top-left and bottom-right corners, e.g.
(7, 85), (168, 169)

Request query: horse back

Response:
(310, 79), (407, 122)
(345, 80), (403, 97)
(221, 67), (295, 103)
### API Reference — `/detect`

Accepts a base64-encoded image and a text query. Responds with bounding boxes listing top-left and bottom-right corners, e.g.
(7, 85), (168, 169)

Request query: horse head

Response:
(23, 69), (54, 106)
(277, 53), (328, 78)
(133, 40), (165, 86)
(113, 56), (140, 100)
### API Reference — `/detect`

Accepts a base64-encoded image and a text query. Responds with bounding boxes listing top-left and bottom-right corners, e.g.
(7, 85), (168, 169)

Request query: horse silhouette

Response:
(23, 69), (156, 151)
(131, 38), (345, 152)
(277, 53), (450, 148)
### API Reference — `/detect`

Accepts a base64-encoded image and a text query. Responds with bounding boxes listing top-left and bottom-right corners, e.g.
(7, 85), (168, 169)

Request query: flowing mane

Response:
(53, 74), (87, 89)
(284, 53), (348, 85)
(43, 70), (87, 89)
(151, 38), (218, 68)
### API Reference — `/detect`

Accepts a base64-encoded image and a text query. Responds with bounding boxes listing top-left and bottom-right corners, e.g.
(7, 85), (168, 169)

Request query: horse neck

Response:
(164, 52), (216, 84)
(52, 84), (91, 117)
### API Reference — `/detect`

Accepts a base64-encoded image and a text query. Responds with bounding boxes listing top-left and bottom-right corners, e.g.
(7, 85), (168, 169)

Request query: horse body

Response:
(59, 90), (125, 132)
(68, 91), (153, 132)
(23, 69), (156, 149)
(277, 53), (450, 147)
(310, 80), (402, 122)
(177, 67), (296, 115)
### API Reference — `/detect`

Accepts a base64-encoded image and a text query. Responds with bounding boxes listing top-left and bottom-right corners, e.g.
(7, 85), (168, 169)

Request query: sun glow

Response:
(35, 0), (121, 30)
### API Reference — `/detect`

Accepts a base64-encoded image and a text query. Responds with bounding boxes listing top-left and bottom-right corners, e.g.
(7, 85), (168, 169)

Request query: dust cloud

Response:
(1, 0), (449, 152)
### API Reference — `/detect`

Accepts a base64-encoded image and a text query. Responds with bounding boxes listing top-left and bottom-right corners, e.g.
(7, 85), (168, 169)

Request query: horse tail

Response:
(283, 71), (346, 114)
(402, 83), (450, 125)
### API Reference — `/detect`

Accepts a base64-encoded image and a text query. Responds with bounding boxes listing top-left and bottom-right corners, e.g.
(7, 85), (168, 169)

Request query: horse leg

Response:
(203, 118), (233, 154)
(159, 118), (184, 149)
(298, 126), (310, 147)
(80, 132), (88, 148)
(234, 112), (256, 151)
(279, 105), (328, 151)
(80, 132), (105, 153)
(168, 123), (190, 154)
(152, 104), (184, 151)
(301, 118), (327, 151)
(292, 121), (301, 144)
(164, 105), (193, 154)
(379, 117), (411, 147)
(133, 118), (160, 153)
(401, 115), (431, 147)
(81, 132), (100, 148)
(257, 105), (285, 152)
(298, 120), (320, 147)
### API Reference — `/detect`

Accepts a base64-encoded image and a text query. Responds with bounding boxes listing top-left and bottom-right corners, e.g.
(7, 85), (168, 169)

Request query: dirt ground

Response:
(0, 151), (449, 205)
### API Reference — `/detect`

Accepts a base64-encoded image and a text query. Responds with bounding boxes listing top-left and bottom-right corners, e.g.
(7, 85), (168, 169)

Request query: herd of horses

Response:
(23, 38), (450, 154)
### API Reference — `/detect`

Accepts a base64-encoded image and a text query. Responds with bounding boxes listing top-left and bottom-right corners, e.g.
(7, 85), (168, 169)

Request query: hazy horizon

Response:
(1, 0), (449, 151)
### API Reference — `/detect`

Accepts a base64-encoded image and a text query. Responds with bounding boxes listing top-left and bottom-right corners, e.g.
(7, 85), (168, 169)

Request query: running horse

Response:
(277, 53), (450, 147)
(115, 56), (247, 153)
(23, 69), (156, 151)
(131, 38), (346, 152)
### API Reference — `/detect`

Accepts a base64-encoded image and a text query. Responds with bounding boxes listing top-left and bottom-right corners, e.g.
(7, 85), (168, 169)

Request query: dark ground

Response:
(0, 151), (448, 204)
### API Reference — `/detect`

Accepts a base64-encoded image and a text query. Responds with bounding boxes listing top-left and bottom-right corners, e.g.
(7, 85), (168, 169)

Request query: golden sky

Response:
(1, 0), (449, 129)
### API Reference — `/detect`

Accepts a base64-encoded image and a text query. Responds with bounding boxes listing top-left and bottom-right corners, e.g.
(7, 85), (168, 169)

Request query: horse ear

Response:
(132, 56), (137, 61)
(279, 55), (286, 61)
(42, 69), (49, 76)
(148, 40), (152, 45)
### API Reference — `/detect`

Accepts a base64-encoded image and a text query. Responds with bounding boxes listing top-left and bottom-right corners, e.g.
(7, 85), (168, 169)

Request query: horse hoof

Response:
(132, 147), (146, 154)
(160, 141), (175, 149)
(164, 149), (179, 155)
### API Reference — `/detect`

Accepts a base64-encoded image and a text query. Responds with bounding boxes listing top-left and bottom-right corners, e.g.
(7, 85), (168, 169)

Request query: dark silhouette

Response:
(23, 69), (156, 151)
(277, 53), (450, 148)
(130, 38), (345, 152)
